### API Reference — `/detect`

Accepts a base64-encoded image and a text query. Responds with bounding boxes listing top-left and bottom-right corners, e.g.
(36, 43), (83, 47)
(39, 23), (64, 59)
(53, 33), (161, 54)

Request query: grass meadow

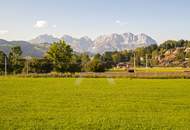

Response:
(0, 78), (190, 129)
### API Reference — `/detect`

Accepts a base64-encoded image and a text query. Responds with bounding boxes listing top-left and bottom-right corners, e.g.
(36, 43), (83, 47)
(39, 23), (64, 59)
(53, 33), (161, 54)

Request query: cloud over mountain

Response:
(34, 20), (48, 28)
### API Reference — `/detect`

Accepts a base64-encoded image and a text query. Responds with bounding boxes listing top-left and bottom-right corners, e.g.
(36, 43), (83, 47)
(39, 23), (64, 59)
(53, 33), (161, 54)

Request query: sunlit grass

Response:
(0, 78), (189, 129)
(137, 67), (190, 72)
(109, 67), (190, 72)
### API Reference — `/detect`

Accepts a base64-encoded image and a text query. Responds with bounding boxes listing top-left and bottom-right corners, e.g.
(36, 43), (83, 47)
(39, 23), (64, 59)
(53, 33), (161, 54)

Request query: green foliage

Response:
(46, 40), (73, 72)
(68, 54), (82, 72)
(112, 53), (122, 64)
(93, 53), (102, 61)
(8, 46), (23, 74)
(185, 52), (190, 58)
(102, 52), (113, 62)
(159, 40), (177, 50)
(0, 51), (6, 74)
(0, 51), (5, 63)
(176, 52), (185, 61)
(85, 59), (105, 72)
(28, 58), (53, 73)
(80, 53), (90, 72)
(9, 46), (22, 64)
(150, 50), (159, 66)
(159, 40), (190, 50)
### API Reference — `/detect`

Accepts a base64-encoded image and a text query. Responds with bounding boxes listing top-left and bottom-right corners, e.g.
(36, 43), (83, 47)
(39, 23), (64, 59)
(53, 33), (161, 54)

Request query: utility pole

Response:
(134, 52), (136, 72)
(26, 60), (29, 75)
(25, 56), (31, 75)
(4, 56), (7, 76)
(146, 54), (148, 68)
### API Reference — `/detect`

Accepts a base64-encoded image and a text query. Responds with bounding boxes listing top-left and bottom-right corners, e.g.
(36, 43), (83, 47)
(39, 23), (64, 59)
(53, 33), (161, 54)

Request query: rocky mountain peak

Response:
(28, 32), (157, 53)
(30, 34), (59, 44)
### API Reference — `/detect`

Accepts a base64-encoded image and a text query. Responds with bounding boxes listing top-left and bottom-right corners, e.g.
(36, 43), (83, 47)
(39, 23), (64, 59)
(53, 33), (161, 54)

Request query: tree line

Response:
(1, 40), (190, 75)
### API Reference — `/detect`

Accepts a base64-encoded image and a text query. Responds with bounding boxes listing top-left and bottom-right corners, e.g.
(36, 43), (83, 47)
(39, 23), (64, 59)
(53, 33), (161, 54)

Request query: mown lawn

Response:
(0, 78), (189, 130)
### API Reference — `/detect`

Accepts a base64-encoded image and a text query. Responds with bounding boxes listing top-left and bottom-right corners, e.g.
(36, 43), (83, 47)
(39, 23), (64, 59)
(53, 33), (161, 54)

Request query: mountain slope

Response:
(30, 33), (157, 53)
(0, 40), (48, 57)
(92, 33), (157, 53)
(30, 34), (59, 44)
(61, 35), (93, 53)
(0, 32), (157, 57)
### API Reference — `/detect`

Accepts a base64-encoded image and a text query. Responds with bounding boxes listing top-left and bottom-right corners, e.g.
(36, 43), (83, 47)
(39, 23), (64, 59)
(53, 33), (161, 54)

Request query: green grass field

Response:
(0, 78), (190, 129)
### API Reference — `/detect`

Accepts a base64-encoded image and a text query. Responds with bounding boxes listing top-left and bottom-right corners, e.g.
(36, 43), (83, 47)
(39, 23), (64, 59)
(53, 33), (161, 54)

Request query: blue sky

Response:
(0, 0), (190, 43)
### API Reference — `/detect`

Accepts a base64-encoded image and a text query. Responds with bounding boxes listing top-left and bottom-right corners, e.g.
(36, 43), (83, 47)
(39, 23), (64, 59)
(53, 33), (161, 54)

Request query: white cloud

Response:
(0, 30), (8, 35)
(34, 20), (48, 28)
(52, 24), (57, 28)
(116, 20), (121, 24)
(115, 20), (127, 26)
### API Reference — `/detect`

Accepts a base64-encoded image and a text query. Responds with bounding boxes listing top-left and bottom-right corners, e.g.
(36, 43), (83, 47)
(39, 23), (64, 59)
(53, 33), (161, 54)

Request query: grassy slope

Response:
(0, 78), (189, 129)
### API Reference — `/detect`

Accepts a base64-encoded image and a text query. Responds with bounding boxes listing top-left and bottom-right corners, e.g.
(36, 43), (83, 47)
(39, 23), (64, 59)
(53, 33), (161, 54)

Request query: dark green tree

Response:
(68, 54), (82, 72)
(46, 40), (73, 72)
(85, 59), (105, 72)
(82, 53), (105, 72)
(176, 52), (185, 61)
(94, 53), (102, 61)
(102, 52), (113, 62)
(80, 53), (90, 72)
(9, 46), (23, 74)
(28, 58), (53, 73)
(0, 51), (6, 74)
(112, 53), (122, 64)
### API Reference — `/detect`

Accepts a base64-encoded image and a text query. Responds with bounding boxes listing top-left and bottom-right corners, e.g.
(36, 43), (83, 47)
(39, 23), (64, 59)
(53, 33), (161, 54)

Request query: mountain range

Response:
(0, 33), (157, 57)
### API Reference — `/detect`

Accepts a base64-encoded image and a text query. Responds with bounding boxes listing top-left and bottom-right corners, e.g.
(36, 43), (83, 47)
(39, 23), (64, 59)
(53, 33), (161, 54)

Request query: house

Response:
(185, 48), (190, 53)
(117, 62), (131, 69)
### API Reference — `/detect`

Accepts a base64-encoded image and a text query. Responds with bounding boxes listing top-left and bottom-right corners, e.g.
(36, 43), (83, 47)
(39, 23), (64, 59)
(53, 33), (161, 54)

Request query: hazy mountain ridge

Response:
(92, 33), (157, 53)
(29, 33), (157, 53)
(0, 39), (48, 57)
(61, 35), (93, 53)
(30, 34), (60, 44)
(0, 33), (157, 57)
